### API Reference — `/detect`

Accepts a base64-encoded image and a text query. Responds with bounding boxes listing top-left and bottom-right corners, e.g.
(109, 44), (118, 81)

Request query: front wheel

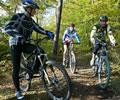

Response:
(92, 57), (99, 77)
(42, 60), (71, 100)
(98, 57), (111, 89)
(69, 51), (76, 74)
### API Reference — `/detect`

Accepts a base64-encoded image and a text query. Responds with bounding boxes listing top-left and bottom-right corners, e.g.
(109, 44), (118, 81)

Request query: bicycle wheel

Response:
(98, 57), (111, 89)
(65, 51), (69, 67)
(42, 60), (71, 100)
(92, 65), (98, 77)
(69, 51), (76, 74)
(92, 57), (99, 77)
(19, 63), (31, 91)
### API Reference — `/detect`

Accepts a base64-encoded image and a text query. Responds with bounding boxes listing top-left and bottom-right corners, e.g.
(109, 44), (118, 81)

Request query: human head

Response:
(69, 24), (75, 31)
(23, 0), (39, 16)
(100, 16), (108, 27)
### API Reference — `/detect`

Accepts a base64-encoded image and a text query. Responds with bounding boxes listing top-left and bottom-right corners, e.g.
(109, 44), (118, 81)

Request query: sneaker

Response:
(90, 58), (95, 66)
(16, 91), (24, 100)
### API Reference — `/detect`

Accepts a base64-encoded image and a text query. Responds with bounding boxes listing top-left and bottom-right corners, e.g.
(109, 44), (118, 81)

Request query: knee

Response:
(93, 49), (97, 55)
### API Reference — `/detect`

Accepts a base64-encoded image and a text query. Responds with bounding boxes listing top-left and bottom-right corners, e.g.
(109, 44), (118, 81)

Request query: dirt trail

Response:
(0, 51), (120, 100)
(66, 66), (120, 100)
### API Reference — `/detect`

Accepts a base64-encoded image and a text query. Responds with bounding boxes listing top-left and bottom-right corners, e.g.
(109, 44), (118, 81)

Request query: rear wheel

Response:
(19, 63), (31, 91)
(98, 57), (110, 89)
(42, 60), (71, 100)
(69, 51), (76, 74)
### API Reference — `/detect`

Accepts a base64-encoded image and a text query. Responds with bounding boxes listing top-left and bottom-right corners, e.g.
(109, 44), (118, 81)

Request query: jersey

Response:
(90, 23), (112, 42)
(62, 28), (80, 43)
(5, 13), (47, 46)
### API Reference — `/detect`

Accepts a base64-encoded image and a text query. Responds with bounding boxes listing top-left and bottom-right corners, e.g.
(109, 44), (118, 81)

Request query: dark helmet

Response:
(23, 0), (39, 9)
(70, 23), (75, 27)
(100, 16), (108, 22)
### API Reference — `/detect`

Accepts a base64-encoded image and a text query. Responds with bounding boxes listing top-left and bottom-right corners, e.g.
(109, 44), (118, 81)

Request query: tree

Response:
(52, 0), (63, 55)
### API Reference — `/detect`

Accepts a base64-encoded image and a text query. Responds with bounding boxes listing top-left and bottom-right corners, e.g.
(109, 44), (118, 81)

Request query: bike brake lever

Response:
(45, 36), (51, 40)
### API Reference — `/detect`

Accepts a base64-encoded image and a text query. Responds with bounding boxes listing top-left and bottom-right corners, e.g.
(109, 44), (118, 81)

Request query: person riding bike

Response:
(5, 0), (54, 99)
(90, 16), (116, 66)
(62, 24), (80, 66)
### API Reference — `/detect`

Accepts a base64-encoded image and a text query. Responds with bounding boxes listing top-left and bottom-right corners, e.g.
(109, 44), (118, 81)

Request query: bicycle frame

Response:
(65, 41), (79, 73)
(69, 42), (74, 52)
(96, 42), (108, 69)
(21, 37), (52, 83)
(94, 42), (111, 89)
(19, 37), (72, 100)
(65, 42), (74, 65)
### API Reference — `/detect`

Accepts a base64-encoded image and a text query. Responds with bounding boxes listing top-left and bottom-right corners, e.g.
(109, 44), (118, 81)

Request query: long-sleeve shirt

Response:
(5, 13), (47, 46)
(62, 28), (80, 43)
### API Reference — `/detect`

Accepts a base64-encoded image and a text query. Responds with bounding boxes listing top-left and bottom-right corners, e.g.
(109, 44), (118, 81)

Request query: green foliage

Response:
(60, 0), (120, 50)
(0, 34), (10, 56)
(0, 0), (120, 63)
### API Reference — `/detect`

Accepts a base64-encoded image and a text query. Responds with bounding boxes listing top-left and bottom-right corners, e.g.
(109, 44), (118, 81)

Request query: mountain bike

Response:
(92, 41), (111, 89)
(19, 37), (71, 100)
(64, 41), (79, 74)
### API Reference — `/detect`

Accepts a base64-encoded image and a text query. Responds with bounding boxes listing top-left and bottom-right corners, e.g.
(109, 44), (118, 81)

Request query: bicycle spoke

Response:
(98, 58), (110, 89)
(42, 61), (71, 100)
(19, 63), (31, 91)
(69, 51), (76, 74)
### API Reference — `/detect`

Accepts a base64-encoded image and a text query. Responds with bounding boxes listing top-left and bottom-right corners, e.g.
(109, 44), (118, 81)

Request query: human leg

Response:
(90, 43), (101, 66)
(11, 45), (24, 99)
(63, 44), (68, 65)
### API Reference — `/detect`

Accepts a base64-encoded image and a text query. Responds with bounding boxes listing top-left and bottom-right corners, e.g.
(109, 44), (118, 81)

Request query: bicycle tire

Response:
(69, 51), (76, 74)
(65, 51), (69, 67)
(92, 65), (98, 77)
(98, 57), (111, 89)
(42, 60), (71, 100)
(19, 63), (31, 91)
(92, 57), (99, 77)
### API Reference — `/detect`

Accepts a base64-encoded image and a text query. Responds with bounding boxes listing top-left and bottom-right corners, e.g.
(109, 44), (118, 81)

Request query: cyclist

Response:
(90, 16), (116, 66)
(5, 0), (54, 99)
(62, 24), (80, 66)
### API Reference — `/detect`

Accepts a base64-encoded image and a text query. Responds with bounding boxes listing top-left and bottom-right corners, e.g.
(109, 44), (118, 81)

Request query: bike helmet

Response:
(23, 0), (39, 9)
(70, 23), (75, 27)
(100, 16), (108, 22)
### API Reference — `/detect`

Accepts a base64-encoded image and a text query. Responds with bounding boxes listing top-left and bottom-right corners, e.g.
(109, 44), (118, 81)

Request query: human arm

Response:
(107, 25), (116, 46)
(62, 30), (67, 43)
(74, 34), (80, 43)
(5, 14), (20, 37)
(5, 14), (26, 43)
(33, 20), (54, 39)
(90, 26), (97, 44)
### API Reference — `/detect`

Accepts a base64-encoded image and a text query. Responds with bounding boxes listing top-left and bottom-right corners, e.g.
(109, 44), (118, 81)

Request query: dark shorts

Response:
(93, 43), (102, 54)
(63, 42), (70, 46)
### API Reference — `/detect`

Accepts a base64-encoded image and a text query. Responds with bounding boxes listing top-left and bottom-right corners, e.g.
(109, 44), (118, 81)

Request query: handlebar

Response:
(71, 43), (80, 44)
(96, 41), (116, 48)
(30, 36), (51, 44)
(68, 41), (80, 44)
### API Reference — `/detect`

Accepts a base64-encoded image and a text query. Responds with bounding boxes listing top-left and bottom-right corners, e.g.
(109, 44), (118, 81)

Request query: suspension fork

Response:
(98, 55), (106, 73)
(43, 66), (52, 84)
(38, 54), (53, 84)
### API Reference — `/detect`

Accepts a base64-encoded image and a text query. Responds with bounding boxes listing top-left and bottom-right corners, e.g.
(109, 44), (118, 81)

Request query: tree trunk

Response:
(52, 0), (63, 55)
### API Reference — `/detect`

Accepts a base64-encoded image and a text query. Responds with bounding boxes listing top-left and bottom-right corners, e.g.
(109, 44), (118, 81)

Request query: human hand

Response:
(46, 31), (54, 39)
(16, 35), (25, 44)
